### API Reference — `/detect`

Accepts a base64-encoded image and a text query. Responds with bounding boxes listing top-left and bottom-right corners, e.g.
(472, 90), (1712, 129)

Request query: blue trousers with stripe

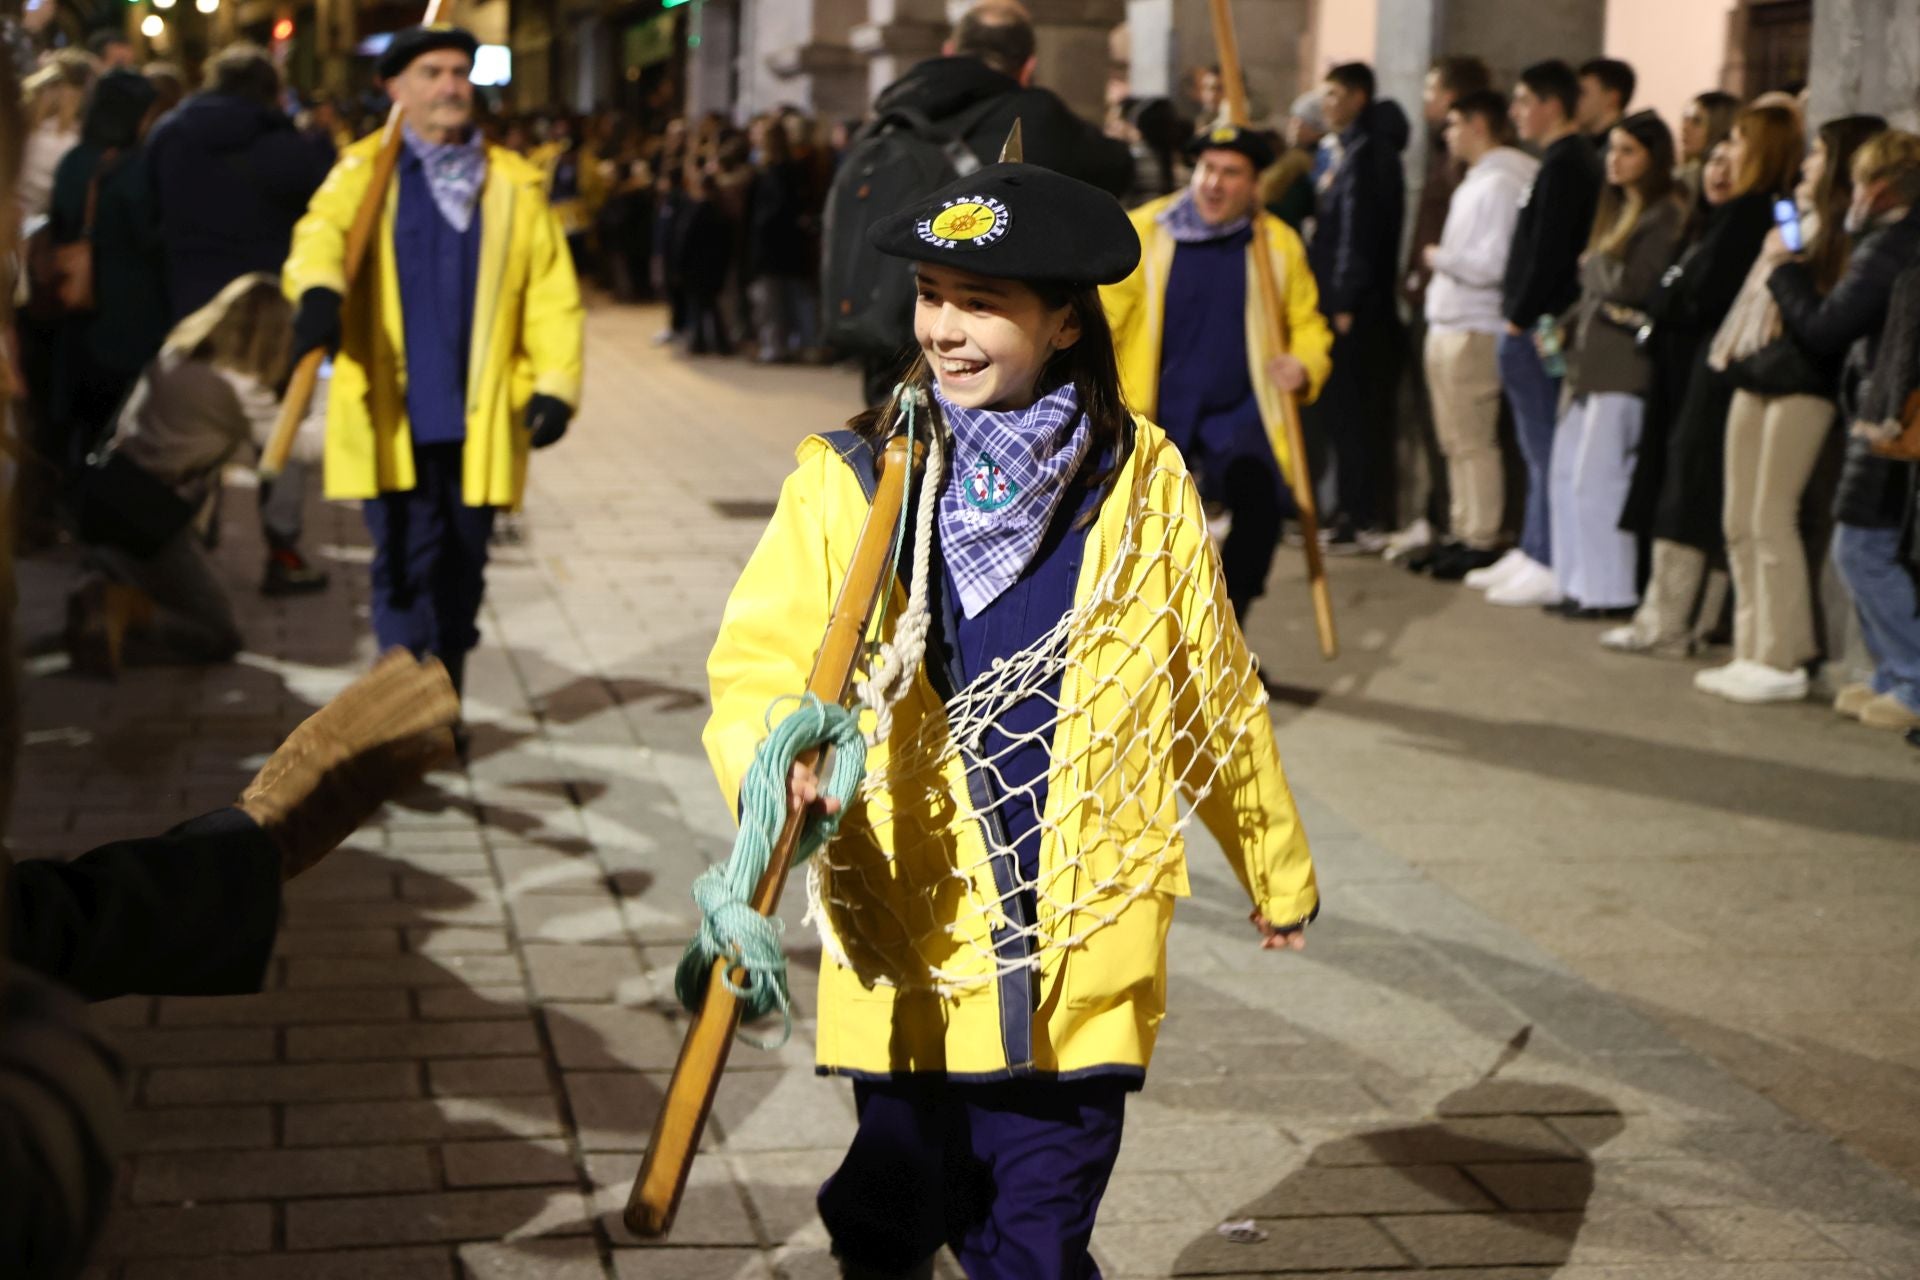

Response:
(817, 1078), (1127, 1279)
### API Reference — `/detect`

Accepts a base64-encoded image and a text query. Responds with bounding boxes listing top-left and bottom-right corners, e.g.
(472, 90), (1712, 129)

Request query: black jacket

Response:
(1502, 133), (1604, 329)
(1306, 99), (1409, 317)
(146, 92), (335, 322)
(871, 56), (1133, 198)
(1625, 191), (1776, 544)
(1770, 207), (1920, 528)
(6, 808), (281, 1002)
(2, 809), (282, 1280)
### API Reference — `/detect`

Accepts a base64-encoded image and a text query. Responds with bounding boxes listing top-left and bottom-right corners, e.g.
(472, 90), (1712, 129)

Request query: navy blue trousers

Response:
(361, 444), (496, 686)
(817, 1078), (1127, 1279)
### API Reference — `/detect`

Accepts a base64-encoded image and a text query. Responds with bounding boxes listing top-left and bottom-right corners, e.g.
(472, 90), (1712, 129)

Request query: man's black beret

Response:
(867, 162), (1141, 286)
(1183, 122), (1278, 171)
(378, 24), (479, 79)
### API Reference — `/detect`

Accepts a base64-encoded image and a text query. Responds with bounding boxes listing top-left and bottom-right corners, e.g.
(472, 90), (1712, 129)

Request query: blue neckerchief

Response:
(1158, 189), (1250, 244)
(935, 381), (1092, 619)
(403, 124), (486, 233)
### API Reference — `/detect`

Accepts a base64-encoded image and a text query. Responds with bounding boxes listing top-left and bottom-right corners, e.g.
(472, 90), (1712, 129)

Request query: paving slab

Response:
(12, 303), (1920, 1278)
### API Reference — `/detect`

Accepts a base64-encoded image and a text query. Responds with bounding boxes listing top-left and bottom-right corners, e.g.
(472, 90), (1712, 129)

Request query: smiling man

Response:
(1103, 124), (1333, 624)
(283, 24), (583, 713)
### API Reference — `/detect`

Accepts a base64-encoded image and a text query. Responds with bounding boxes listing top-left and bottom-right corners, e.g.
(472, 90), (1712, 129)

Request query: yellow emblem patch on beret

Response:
(916, 195), (1011, 250)
(1210, 124), (1238, 144)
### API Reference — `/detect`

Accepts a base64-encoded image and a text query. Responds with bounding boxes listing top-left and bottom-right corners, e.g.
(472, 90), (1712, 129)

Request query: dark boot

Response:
(263, 546), (330, 596)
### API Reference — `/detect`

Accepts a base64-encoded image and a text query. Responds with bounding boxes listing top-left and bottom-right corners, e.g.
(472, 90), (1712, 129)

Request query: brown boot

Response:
(65, 579), (155, 678)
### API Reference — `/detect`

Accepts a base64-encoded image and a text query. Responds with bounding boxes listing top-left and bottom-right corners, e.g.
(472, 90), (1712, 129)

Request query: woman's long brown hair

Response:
(1588, 117), (1680, 259)
(849, 279), (1136, 524)
(1806, 114), (1888, 295)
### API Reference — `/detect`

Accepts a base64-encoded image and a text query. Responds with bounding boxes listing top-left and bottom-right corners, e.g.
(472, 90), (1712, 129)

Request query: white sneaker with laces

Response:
(1485, 559), (1561, 607)
(1464, 548), (1530, 591)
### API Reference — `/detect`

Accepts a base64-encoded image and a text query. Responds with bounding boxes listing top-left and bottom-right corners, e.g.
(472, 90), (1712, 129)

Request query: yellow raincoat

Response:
(284, 134), (584, 507)
(1102, 194), (1334, 488)
(705, 421), (1317, 1081)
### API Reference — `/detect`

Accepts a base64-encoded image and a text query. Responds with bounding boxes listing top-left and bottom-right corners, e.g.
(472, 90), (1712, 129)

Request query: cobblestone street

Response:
(14, 302), (1920, 1279)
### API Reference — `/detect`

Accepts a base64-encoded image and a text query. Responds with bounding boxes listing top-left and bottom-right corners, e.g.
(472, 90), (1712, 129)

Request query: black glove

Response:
(525, 394), (572, 450)
(291, 287), (343, 360)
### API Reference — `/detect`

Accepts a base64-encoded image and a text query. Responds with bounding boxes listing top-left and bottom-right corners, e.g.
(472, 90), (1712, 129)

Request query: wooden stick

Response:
(1207, 0), (1339, 660)
(625, 435), (919, 1238)
(259, 0), (449, 478)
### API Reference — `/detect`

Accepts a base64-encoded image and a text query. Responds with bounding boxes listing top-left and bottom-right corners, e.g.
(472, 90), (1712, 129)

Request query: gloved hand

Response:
(525, 393), (572, 449)
(290, 287), (343, 360)
(237, 649), (459, 880)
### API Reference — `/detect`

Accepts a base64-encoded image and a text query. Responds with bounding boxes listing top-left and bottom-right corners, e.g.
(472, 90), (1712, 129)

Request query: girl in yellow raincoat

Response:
(704, 158), (1317, 1280)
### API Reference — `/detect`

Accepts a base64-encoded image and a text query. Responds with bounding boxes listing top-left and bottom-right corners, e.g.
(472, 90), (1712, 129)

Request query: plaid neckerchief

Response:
(937, 381), (1091, 619)
(1158, 188), (1250, 244)
(403, 124), (487, 233)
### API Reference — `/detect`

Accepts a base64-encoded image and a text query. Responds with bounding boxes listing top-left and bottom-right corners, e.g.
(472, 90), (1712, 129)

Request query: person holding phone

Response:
(1693, 115), (1889, 705)
(1609, 105), (1803, 657)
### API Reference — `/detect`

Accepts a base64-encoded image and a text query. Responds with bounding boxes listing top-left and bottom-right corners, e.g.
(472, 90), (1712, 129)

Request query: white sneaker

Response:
(1697, 660), (1808, 703)
(1382, 518), (1433, 565)
(1464, 548), (1530, 591)
(1485, 559), (1561, 607)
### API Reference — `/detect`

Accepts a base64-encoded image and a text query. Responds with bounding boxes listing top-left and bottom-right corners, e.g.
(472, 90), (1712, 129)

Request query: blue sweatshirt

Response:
(395, 150), (481, 445)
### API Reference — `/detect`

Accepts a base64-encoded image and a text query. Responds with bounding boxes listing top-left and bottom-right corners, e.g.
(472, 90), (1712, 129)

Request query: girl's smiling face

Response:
(914, 264), (1081, 412)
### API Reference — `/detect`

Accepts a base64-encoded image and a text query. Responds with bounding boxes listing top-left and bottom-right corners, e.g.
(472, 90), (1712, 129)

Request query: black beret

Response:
(867, 162), (1141, 287)
(1183, 122), (1278, 171)
(378, 24), (479, 79)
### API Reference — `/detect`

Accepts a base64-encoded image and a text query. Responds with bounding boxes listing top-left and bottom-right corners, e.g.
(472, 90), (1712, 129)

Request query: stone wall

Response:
(1808, 0), (1920, 131)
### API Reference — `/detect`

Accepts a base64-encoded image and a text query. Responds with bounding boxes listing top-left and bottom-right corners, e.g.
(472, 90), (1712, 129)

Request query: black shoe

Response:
(262, 555), (330, 596)
(1429, 545), (1504, 582)
(1404, 540), (1460, 575)
(1542, 598), (1581, 617)
(1568, 604), (1635, 621)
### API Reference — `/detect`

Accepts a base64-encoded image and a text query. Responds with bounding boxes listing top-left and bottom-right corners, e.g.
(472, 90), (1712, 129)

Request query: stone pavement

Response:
(11, 301), (1920, 1280)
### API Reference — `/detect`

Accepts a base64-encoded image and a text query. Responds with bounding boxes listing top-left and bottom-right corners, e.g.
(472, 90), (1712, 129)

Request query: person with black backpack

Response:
(821, 1), (1133, 404)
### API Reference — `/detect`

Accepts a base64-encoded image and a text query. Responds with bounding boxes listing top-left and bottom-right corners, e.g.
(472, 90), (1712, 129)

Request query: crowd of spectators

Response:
(7, 6), (1920, 747)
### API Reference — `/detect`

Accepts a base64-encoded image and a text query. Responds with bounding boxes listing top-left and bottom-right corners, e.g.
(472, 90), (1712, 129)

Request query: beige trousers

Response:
(1628, 538), (1730, 650)
(1423, 328), (1505, 549)
(1722, 389), (1835, 671)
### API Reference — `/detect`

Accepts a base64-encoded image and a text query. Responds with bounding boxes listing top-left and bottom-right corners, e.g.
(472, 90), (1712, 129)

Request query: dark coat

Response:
(871, 56), (1134, 199)
(1502, 133), (1604, 329)
(6, 808), (282, 1002)
(675, 197), (734, 295)
(1770, 207), (1920, 529)
(746, 160), (812, 280)
(1624, 191), (1776, 546)
(0, 966), (122, 1280)
(146, 91), (335, 322)
(1307, 99), (1409, 318)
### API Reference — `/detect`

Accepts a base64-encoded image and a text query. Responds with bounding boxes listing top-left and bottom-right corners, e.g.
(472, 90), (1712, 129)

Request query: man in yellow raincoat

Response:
(283, 24), (583, 699)
(1102, 123), (1332, 621)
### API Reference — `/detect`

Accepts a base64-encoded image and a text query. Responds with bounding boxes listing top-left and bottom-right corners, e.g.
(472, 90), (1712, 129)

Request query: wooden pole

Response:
(1206, 0), (1338, 660)
(258, 0), (448, 479)
(624, 435), (920, 1238)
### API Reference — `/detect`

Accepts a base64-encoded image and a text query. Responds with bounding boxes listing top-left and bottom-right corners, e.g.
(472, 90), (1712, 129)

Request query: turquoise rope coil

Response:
(678, 388), (926, 1050)
(674, 693), (868, 1048)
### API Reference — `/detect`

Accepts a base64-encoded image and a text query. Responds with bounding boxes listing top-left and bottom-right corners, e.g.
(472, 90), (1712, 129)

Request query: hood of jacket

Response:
(1471, 145), (1538, 189)
(154, 91), (294, 156)
(1359, 98), (1411, 155)
(873, 55), (1021, 122)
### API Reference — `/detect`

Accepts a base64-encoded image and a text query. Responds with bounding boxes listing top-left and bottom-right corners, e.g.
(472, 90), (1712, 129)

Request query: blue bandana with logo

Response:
(403, 124), (486, 233)
(1158, 189), (1251, 244)
(936, 382), (1092, 619)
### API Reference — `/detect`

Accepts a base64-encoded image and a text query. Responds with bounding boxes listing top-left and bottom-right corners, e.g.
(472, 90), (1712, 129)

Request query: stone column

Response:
(686, 0), (741, 120)
(853, 0), (949, 104)
(735, 0), (869, 121)
(1808, 0), (1920, 131)
(1024, 0), (1128, 123)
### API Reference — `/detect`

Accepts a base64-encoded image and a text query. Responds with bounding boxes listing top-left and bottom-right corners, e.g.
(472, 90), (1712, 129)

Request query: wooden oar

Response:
(1207, 0), (1339, 660)
(624, 433), (919, 1238)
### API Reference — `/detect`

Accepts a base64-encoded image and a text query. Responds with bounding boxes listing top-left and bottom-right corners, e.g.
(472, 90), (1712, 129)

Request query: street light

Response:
(194, 0), (217, 11)
(152, 0), (174, 9)
(139, 12), (162, 35)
